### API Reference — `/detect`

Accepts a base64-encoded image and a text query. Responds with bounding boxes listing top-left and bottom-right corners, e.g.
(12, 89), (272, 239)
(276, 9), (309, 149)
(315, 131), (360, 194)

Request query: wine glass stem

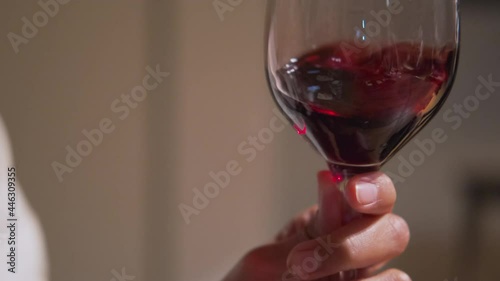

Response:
(328, 163), (380, 225)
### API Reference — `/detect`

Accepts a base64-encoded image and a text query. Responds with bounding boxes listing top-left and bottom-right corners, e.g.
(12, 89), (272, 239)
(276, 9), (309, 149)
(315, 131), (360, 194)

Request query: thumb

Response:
(314, 170), (343, 236)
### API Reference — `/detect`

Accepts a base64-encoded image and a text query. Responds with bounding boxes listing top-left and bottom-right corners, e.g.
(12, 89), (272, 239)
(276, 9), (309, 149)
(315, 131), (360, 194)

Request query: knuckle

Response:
(385, 214), (410, 255)
(342, 235), (363, 260)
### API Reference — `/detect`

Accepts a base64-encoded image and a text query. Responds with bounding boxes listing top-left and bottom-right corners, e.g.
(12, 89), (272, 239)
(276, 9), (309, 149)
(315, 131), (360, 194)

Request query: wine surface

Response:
(271, 42), (456, 168)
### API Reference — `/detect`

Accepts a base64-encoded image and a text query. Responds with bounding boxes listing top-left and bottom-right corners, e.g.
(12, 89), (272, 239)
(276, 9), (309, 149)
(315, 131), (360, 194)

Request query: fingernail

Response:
(355, 180), (378, 205)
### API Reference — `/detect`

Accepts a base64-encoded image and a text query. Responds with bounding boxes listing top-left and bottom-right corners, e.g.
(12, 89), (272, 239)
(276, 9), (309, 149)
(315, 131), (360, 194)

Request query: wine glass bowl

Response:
(266, 0), (460, 175)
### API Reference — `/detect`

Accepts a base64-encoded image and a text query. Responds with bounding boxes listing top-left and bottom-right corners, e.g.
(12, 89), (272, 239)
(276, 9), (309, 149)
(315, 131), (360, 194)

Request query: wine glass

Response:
(266, 0), (460, 224)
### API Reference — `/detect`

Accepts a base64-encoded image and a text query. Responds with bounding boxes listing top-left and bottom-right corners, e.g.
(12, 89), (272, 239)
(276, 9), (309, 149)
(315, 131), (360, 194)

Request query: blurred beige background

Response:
(1, 0), (499, 281)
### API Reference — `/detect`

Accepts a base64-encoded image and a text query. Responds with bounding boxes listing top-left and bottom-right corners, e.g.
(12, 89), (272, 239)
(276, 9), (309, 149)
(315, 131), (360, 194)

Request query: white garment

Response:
(0, 115), (48, 281)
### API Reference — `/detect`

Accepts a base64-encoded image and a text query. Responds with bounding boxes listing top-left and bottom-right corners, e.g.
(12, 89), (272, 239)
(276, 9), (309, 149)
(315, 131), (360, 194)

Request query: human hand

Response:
(222, 171), (410, 281)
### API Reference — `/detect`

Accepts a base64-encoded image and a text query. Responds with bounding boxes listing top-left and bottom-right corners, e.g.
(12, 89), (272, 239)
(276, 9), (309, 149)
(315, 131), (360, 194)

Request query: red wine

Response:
(270, 43), (457, 169)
